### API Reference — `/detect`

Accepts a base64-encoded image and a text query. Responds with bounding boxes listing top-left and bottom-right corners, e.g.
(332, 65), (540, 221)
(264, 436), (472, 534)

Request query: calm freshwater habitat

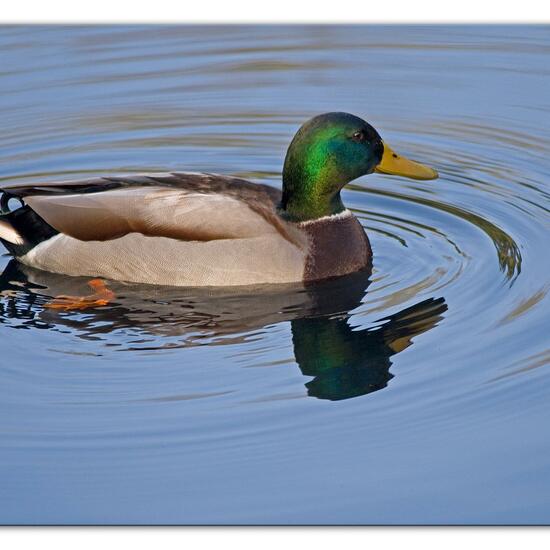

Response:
(0, 24), (549, 524)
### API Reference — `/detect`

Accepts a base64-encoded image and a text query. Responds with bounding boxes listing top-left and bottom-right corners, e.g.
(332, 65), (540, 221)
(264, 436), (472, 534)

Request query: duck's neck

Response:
(280, 162), (345, 222)
(280, 186), (345, 223)
(280, 142), (345, 223)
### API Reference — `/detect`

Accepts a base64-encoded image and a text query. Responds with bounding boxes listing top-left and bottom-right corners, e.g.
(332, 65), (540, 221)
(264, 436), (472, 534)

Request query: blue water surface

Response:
(0, 25), (549, 524)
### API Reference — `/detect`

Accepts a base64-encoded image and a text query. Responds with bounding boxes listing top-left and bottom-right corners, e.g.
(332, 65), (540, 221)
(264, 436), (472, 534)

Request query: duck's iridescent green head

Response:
(280, 112), (438, 222)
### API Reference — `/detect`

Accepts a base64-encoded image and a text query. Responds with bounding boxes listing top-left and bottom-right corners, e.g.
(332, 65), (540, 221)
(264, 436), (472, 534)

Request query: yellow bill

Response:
(375, 141), (438, 180)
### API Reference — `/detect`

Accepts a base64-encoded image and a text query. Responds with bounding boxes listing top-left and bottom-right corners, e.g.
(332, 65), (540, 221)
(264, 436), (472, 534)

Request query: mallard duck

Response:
(0, 112), (437, 306)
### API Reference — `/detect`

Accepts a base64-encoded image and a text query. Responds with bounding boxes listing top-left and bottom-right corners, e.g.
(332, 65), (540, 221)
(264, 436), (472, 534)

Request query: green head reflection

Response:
(292, 297), (447, 400)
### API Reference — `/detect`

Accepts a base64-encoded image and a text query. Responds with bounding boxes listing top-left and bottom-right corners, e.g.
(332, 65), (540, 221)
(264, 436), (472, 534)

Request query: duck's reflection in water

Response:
(0, 260), (447, 401)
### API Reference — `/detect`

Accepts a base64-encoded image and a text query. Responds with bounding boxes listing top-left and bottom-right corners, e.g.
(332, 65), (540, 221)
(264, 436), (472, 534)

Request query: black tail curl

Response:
(0, 191), (58, 257)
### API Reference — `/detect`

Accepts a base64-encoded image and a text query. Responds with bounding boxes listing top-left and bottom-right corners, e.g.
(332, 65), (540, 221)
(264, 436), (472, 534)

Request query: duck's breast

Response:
(301, 211), (372, 282)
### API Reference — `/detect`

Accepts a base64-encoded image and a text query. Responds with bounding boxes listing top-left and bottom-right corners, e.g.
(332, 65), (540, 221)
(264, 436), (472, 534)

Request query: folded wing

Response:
(2, 173), (286, 243)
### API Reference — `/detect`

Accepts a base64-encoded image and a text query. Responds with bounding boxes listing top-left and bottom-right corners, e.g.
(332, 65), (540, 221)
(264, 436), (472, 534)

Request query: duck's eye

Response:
(352, 131), (365, 142)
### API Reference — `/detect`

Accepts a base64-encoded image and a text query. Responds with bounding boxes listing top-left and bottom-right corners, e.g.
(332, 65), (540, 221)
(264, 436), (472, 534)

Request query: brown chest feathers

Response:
(301, 212), (372, 282)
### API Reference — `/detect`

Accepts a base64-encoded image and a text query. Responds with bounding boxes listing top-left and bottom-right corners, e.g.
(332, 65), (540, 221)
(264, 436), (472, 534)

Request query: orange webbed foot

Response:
(44, 279), (115, 311)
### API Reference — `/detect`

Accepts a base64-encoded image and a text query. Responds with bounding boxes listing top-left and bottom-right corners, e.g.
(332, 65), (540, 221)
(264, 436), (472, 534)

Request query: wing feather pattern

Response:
(1, 173), (289, 244)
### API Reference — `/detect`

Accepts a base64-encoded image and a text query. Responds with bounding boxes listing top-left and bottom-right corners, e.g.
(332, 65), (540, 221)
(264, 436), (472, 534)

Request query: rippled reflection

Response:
(292, 297), (446, 400)
(0, 260), (446, 400)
